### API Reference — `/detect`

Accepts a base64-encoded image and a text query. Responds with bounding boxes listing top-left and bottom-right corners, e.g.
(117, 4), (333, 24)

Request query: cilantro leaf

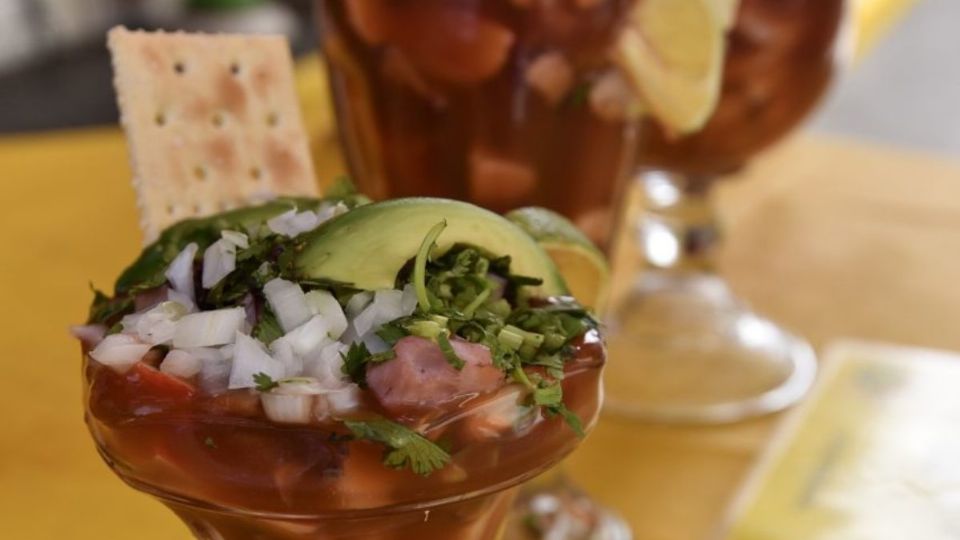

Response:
(546, 403), (585, 438)
(88, 287), (134, 325)
(344, 418), (450, 476)
(340, 342), (398, 387)
(252, 307), (283, 345)
(253, 372), (279, 392)
(341, 342), (372, 386)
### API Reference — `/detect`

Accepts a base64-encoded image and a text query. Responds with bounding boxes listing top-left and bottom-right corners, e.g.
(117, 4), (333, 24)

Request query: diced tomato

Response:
(344, 0), (392, 45)
(468, 147), (538, 211)
(391, 3), (515, 84)
(129, 362), (197, 400)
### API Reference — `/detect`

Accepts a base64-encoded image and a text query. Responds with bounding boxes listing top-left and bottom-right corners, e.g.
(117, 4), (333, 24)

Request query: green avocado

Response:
(114, 195), (364, 293)
(294, 198), (569, 296)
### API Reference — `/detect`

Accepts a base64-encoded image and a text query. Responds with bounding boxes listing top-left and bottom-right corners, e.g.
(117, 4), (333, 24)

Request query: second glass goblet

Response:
(604, 0), (848, 424)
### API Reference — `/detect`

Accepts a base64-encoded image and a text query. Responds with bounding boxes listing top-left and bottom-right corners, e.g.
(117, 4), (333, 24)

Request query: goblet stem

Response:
(602, 170), (817, 424)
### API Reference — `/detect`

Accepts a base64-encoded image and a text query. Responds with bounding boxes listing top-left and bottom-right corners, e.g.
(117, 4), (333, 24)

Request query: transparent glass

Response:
(603, 0), (848, 424)
(315, 1), (638, 538)
(317, 0), (639, 249)
(83, 339), (604, 540)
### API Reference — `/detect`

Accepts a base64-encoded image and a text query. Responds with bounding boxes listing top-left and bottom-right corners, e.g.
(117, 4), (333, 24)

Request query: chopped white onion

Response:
(283, 315), (333, 357)
(316, 385), (362, 420)
(267, 209), (321, 238)
(276, 377), (327, 395)
(229, 332), (285, 389)
(303, 341), (349, 386)
(262, 393), (315, 424)
(165, 243), (199, 301)
(198, 347), (231, 394)
(221, 229), (249, 249)
(160, 349), (202, 378)
(263, 278), (312, 332)
(344, 291), (373, 319)
(166, 289), (196, 312)
(70, 324), (107, 348)
(351, 289), (416, 340)
(173, 307), (246, 348)
(315, 202), (349, 224)
(361, 333), (390, 354)
(400, 284), (418, 314)
(304, 290), (348, 339)
(270, 338), (304, 378)
(124, 301), (188, 345)
(202, 238), (237, 289)
(89, 334), (151, 372)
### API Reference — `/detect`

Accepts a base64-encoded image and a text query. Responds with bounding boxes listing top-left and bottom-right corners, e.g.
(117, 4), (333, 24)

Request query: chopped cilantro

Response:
(204, 436), (218, 449)
(340, 342), (396, 386)
(414, 220), (448, 311)
(88, 286), (134, 325)
(344, 417), (450, 476)
(547, 403), (585, 438)
(253, 372), (279, 392)
(436, 333), (464, 370)
(252, 307), (283, 345)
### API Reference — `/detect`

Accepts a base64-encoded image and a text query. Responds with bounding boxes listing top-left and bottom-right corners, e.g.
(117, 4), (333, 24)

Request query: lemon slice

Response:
(615, 0), (734, 135)
(506, 208), (611, 311)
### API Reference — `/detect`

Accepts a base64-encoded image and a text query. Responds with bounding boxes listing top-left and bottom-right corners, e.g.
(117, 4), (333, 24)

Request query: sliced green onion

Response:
(436, 333), (465, 370)
(405, 320), (446, 339)
(498, 326), (525, 352)
(414, 221), (447, 312)
(463, 286), (491, 318)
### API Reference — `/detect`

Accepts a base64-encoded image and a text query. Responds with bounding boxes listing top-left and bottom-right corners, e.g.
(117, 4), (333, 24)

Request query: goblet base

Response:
(603, 271), (817, 424)
(504, 470), (631, 540)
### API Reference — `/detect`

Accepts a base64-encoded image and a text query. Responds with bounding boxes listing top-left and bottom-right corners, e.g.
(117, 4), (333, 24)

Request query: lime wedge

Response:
(615, 0), (732, 134)
(506, 208), (611, 311)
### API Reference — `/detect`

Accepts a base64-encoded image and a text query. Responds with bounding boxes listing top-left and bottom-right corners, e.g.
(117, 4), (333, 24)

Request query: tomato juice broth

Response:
(319, 0), (640, 246)
(83, 329), (604, 538)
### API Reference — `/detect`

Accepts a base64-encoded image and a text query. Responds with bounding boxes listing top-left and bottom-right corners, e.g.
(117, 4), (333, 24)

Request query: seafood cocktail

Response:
(76, 196), (605, 539)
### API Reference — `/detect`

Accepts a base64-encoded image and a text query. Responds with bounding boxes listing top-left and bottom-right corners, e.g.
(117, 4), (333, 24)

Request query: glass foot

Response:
(504, 473), (632, 540)
(603, 271), (817, 424)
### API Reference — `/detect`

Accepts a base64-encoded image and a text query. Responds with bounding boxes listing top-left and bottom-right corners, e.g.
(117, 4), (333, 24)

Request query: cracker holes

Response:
(212, 112), (225, 128)
(166, 203), (179, 217)
(249, 166), (264, 182)
(173, 61), (186, 75)
(192, 203), (205, 215)
(230, 62), (242, 76)
(266, 111), (280, 127)
(155, 112), (167, 127)
(193, 166), (208, 182)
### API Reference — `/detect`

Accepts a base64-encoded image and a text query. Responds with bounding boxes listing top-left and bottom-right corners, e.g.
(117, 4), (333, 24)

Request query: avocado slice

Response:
(115, 195), (365, 293)
(294, 198), (569, 296)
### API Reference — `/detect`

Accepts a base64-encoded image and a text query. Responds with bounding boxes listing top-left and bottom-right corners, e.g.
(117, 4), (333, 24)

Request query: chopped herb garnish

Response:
(344, 417), (450, 476)
(88, 286), (134, 325)
(252, 306), (283, 345)
(253, 372), (279, 392)
(436, 333), (464, 370)
(341, 342), (372, 386)
(414, 220), (448, 311)
(340, 342), (396, 386)
(204, 436), (218, 449)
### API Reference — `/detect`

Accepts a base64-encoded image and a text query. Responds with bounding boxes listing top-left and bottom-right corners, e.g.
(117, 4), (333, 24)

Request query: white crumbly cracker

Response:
(108, 26), (319, 242)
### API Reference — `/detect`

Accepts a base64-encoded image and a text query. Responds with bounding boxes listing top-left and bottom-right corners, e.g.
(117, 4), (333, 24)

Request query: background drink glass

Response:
(604, 0), (848, 423)
(318, 0), (640, 250)
(316, 1), (640, 538)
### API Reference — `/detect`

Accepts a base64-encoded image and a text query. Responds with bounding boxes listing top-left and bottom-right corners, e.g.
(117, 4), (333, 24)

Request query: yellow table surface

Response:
(3, 127), (960, 539)
(0, 1), (933, 537)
